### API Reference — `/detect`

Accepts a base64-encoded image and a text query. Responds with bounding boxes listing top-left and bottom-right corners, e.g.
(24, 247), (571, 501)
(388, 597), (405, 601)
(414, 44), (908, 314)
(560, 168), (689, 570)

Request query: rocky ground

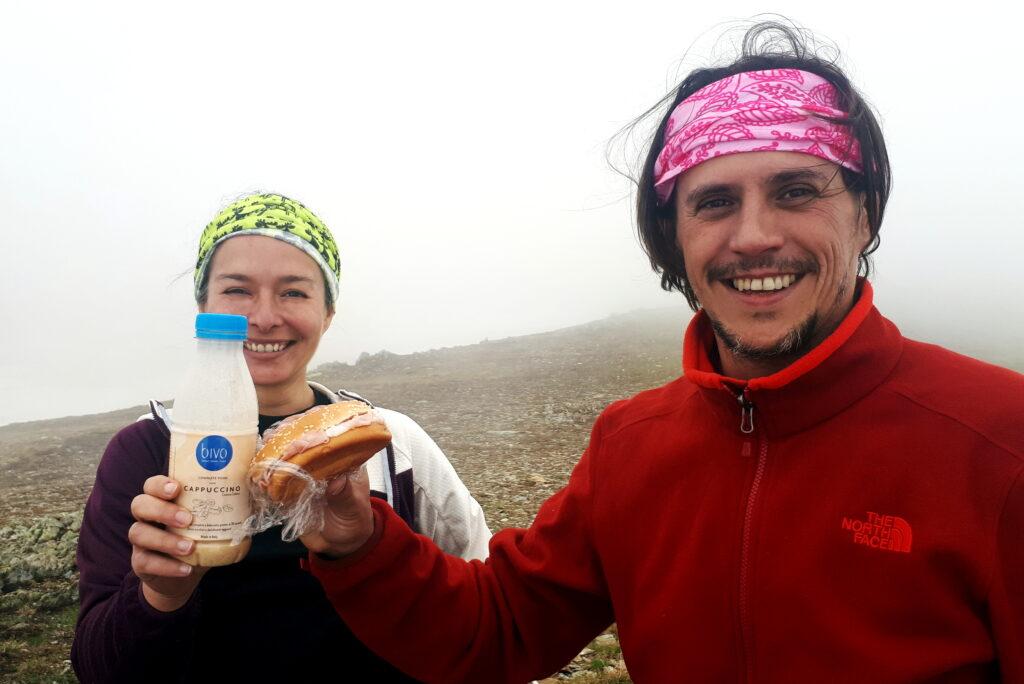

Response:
(0, 514), (81, 682)
(0, 307), (689, 682)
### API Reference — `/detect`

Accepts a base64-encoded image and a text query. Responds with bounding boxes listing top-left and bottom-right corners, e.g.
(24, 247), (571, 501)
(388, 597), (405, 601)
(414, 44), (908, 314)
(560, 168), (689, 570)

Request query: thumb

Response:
(324, 465), (370, 512)
(301, 465), (374, 557)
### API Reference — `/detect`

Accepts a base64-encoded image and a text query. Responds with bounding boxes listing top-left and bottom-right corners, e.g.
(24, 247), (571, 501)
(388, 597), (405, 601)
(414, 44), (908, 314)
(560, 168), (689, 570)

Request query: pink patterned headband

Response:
(653, 69), (862, 205)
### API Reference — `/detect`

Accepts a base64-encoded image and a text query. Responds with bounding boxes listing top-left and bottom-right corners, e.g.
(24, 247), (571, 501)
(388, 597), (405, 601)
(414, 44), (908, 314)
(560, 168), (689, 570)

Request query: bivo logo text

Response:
(195, 435), (233, 472)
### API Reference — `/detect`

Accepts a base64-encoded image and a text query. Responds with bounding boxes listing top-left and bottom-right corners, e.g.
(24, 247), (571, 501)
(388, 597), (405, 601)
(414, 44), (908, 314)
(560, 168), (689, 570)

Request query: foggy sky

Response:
(2, 1), (1021, 426)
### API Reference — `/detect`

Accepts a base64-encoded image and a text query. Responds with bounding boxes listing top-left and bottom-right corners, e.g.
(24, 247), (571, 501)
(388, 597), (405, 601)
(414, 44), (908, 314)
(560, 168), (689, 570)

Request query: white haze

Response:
(1, 1), (1021, 426)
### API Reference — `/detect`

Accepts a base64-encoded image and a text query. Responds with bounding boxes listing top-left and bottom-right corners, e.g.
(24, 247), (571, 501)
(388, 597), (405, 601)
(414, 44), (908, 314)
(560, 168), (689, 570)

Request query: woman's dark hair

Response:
(631, 20), (891, 310)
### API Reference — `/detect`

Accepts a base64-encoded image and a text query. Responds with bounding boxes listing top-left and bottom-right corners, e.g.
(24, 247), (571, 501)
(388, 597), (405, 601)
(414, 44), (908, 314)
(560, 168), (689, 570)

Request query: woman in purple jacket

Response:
(71, 193), (490, 683)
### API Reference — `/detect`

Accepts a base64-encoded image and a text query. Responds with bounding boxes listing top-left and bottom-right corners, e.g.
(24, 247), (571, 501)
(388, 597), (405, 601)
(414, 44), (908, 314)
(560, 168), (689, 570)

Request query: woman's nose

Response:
(246, 295), (282, 332)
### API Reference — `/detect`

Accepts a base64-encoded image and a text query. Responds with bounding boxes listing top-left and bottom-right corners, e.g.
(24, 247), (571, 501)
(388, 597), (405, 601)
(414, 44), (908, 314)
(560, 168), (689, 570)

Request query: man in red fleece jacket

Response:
(143, 23), (1024, 682)
(302, 25), (1024, 683)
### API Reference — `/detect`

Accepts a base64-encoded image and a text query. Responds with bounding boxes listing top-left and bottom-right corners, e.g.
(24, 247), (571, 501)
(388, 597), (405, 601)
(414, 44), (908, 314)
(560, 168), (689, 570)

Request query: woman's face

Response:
(202, 235), (334, 392)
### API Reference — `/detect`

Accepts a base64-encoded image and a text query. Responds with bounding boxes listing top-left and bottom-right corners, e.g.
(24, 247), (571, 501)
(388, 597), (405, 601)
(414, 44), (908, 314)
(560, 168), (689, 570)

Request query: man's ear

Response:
(856, 193), (872, 253)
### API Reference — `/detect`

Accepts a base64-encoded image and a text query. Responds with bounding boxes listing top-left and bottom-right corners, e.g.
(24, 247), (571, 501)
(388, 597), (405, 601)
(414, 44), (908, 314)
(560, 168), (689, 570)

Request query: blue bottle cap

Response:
(195, 313), (248, 340)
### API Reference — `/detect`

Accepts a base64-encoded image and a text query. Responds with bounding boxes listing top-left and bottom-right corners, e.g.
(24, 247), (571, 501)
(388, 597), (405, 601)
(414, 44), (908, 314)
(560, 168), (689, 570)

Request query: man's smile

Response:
(725, 273), (804, 292)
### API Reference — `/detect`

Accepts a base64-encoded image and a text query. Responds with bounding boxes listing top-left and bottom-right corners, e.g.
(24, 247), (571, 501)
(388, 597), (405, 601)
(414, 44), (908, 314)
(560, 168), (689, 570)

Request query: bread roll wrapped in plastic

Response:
(241, 402), (391, 542)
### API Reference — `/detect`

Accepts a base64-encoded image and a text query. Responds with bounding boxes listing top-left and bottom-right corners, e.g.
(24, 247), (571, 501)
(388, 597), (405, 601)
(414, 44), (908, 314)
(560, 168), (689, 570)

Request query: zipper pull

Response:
(738, 389), (755, 435)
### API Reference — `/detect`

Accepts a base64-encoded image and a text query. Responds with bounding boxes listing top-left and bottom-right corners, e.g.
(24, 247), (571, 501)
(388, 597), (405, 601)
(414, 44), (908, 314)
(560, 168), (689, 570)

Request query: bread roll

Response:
(250, 401), (391, 504)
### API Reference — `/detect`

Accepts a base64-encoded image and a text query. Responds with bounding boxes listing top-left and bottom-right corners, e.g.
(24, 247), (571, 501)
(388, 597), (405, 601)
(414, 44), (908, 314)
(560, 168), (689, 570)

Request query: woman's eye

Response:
(223, 287), (249, 296)
(282, 290), (309, 299)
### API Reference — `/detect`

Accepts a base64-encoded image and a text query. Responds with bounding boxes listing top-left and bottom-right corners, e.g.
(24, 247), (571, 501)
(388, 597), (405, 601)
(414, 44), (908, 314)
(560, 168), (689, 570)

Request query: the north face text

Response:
(841, 511), (912, 553)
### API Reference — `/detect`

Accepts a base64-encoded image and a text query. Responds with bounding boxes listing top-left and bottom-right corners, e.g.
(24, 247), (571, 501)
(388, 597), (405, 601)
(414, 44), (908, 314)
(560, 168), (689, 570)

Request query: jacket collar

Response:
(147, 383), (349, 434)
(308, 381), (342, 405)
(682, 280), (904, 437)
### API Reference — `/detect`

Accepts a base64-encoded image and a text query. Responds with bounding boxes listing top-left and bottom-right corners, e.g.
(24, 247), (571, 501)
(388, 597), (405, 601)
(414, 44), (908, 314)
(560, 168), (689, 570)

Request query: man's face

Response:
(674, 152), (870, 377)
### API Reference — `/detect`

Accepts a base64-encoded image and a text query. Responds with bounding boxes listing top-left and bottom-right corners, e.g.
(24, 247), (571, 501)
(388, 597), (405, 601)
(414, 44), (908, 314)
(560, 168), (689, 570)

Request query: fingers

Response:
(349, 464), (369, 490)
(325, 465), (369, 497)
(131, 480), (192, 530)
(143, 475), (183, 500)
(129, 474), (196, 568)
(135, 553), (209, 612)
(127, 476), (209, 612)
(326, 474), (350, 497)
(132, 547), (194, 579)
(304, 465), (374, 558)
(128, 520), (195, 558)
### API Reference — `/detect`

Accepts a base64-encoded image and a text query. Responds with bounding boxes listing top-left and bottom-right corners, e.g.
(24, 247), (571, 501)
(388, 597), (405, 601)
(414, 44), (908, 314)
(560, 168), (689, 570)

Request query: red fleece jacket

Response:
(311, 283), (1024, 683)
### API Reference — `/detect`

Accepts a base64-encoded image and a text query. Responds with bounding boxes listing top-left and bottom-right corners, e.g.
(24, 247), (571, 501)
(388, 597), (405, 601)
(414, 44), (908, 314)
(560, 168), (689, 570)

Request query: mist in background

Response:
(2, 1), (1021, 426)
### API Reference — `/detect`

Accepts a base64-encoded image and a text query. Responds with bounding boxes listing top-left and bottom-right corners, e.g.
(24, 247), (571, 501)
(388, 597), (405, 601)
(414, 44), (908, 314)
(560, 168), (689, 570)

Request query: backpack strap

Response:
(147, 400), (171, 438)
(335, 388), (373, 407)
(385, 442), (401, 519)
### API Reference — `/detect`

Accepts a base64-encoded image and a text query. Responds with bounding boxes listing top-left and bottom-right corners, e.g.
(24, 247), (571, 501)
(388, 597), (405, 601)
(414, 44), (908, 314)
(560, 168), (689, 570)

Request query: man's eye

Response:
(282, 290), (309, 299)
(779, 186), (817, 202)
(697, 197), (732, 212)
(223, 288), (249, 296)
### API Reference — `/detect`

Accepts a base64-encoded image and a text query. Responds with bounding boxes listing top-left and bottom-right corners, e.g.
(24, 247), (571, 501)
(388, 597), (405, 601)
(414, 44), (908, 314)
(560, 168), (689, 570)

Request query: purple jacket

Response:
(72, 411), (419, 682)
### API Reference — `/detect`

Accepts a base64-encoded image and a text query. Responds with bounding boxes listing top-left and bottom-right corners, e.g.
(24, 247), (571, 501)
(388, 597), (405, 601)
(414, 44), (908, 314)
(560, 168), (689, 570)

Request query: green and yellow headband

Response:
(194, 193), (340, 305)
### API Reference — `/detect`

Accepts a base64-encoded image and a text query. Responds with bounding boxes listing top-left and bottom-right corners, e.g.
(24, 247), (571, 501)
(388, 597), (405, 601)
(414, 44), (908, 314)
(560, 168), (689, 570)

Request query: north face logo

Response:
(841, 512), (912, 553)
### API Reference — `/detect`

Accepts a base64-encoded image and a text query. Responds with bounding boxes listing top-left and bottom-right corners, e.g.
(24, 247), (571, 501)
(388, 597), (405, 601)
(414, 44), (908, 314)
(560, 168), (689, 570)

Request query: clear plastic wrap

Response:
(239, 406), (383, 543)
(240, 459), (330, 542)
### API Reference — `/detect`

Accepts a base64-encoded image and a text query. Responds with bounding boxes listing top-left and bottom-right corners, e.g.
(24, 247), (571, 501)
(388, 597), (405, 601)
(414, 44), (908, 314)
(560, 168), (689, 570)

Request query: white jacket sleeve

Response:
(376, 407), (492, 561)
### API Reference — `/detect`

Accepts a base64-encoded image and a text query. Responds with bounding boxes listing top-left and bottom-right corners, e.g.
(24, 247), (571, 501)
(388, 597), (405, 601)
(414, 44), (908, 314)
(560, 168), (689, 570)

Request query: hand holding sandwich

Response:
(249, 401), (389, 557)
(299, 466), (375, 558)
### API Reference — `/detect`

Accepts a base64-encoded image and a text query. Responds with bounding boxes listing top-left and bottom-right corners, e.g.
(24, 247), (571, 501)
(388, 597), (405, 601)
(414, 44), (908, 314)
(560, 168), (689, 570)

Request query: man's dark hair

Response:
(632, 20), (891, 310)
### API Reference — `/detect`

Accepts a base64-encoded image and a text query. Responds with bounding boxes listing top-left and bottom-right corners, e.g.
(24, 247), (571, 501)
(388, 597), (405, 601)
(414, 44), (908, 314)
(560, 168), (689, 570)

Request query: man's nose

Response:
(728, 201), (784, 255)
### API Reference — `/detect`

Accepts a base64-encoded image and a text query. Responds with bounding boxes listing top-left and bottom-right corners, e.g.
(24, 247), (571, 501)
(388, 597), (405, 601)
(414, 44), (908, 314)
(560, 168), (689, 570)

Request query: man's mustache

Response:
(706, 256), (819, 282)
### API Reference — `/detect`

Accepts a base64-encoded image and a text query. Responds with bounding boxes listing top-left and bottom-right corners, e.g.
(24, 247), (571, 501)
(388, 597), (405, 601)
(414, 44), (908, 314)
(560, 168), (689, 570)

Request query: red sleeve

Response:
(310, 426), (614, 683)
(990, 467), (1024, 682)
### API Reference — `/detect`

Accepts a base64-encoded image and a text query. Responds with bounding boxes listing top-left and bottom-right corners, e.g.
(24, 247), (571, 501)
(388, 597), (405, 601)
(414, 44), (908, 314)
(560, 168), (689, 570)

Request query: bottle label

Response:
(169, 430), (255, 542)
(195, 435), (233, 471)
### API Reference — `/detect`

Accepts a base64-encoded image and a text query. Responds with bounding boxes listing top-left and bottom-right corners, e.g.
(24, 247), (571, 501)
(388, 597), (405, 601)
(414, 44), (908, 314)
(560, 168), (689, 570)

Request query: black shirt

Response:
(193, 389), (419, 682)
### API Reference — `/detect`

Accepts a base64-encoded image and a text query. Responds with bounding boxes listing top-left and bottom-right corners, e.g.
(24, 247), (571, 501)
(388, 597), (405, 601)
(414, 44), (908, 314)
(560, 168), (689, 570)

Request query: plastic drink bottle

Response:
(169, 313), (257, 566)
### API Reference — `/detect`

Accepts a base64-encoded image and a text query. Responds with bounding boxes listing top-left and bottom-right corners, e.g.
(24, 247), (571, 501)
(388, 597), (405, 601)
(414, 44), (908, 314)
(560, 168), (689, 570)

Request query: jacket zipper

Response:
(738, 389), (755, 435)
(737, 388), (766, 683)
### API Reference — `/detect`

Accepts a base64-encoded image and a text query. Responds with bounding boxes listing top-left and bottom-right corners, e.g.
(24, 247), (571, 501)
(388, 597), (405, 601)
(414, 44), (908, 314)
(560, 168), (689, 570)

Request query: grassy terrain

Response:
(0, 597), (77, 682)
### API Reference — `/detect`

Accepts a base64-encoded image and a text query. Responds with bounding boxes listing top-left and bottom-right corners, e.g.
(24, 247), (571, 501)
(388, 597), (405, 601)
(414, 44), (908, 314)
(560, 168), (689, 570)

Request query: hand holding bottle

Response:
(129, 475), (210, 612)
